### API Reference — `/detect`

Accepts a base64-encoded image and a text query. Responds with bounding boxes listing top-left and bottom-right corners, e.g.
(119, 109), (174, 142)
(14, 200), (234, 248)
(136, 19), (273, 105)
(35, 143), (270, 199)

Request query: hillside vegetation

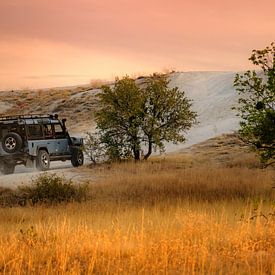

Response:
(0, 86), (100, 133)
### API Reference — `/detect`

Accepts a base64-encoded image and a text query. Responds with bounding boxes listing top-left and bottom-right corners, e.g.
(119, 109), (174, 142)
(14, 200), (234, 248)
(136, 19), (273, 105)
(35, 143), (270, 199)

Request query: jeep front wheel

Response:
(2, 132), (23, 154)
(71, 148), (84, 167)
(36, 150), (50, 171)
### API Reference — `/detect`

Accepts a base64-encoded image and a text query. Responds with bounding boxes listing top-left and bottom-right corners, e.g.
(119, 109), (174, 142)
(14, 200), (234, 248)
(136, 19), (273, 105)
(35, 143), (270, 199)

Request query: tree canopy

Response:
(234, 42), (275, 165)
(86, 74), (197, 162)
(141, 74), (197, 159)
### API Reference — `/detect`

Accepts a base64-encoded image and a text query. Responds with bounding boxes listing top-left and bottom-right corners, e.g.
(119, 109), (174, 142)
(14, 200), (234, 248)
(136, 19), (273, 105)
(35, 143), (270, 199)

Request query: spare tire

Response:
(2, 132), (23, 154)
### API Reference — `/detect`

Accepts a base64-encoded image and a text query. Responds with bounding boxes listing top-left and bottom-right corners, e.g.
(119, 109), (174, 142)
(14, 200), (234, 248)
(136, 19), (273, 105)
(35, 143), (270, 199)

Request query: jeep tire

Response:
(71, 148), (84, 167)
(2, 132), (23, 154)
(36, 150), (50, 171)
(1, 162), (15, 175)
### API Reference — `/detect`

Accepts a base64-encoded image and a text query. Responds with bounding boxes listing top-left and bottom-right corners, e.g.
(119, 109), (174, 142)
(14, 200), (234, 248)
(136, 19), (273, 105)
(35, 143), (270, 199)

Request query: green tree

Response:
(234, 42), (275, 165)
(96, 76), (144, 161)
(141, 74), (197, 159)
(87, 74), (197, 161)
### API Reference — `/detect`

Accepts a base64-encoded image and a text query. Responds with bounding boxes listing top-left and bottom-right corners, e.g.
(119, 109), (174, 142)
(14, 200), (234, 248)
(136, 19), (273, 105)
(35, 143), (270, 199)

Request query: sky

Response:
(0, 0), (274, 90)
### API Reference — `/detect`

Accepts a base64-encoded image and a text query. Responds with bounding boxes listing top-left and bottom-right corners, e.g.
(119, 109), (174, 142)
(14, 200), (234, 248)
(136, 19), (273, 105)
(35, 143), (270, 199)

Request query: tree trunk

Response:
(132, 136), (140, 161)
(132, 142), (140, 161)
(133, 148), (140, 161)
(144, 141), (152, 160)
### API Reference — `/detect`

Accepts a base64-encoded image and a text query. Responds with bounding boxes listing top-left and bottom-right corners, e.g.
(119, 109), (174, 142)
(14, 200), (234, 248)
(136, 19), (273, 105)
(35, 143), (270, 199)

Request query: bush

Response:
(20, 173), (87, 205)
(0, 187), (25, 207)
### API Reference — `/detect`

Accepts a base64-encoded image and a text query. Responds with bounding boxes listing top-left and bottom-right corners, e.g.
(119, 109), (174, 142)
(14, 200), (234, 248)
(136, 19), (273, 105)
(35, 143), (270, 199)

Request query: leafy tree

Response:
(95, 76), (144, 161)
(86, 74), (197, 161)
(234, 42), (275, 165)
(141, 74), (197, 159)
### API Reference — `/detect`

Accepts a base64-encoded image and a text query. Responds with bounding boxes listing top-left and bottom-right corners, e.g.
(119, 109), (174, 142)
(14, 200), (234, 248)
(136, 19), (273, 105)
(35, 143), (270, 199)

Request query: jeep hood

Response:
(71, 137), (83, 146)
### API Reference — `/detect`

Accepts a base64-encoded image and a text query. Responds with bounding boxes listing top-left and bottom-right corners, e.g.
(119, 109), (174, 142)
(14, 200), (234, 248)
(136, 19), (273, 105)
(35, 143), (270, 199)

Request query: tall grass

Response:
(97, 163), (274, 203)
(0, 162), (274, 274)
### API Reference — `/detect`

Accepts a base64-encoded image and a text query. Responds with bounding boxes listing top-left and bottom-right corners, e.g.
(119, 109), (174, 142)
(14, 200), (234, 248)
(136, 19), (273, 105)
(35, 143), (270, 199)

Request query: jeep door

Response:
(52, 123), (70, 155)
(41, 124), (57, 155)
(27, 124), (56, 155)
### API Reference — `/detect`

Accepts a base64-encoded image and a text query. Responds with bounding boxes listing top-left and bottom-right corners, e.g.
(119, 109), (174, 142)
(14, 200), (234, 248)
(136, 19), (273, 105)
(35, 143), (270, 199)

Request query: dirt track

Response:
(0, 161), (93, 189)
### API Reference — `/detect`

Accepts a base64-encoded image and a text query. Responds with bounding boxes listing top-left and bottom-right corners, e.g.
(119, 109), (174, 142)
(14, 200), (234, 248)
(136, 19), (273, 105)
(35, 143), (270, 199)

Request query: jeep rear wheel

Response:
(2, 132), (23, 154)
(36, 150), (50, 171)
(1, 162), (15, 175)
(71, 148), (84, 167)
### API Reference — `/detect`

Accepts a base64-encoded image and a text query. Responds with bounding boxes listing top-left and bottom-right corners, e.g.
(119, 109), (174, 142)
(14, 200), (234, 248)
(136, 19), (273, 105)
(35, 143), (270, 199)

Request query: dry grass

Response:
(89, 79), (108, 89)
(95, 164), (274, 203)
(1, 202), (274, 274)
(177, 133), (263, 168)
(0, 159), (275, 274)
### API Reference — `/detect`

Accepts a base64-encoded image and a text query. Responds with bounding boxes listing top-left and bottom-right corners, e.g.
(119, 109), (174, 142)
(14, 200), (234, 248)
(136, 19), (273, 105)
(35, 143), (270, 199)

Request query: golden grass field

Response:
(0, 154), (275, 274)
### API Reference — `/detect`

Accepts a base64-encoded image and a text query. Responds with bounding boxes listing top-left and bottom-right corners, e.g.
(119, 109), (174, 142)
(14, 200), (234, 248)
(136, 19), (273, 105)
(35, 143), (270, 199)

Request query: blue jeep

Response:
(0, 114), (84, 174)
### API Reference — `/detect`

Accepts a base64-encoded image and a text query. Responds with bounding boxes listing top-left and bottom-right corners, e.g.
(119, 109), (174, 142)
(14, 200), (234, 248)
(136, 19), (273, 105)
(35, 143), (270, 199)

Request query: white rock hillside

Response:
(166, 71), (240, 152)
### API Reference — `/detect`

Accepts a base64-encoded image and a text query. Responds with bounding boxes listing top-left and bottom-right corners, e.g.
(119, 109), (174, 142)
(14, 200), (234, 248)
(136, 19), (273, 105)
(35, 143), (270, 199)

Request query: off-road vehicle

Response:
(0, 114), (84, 174)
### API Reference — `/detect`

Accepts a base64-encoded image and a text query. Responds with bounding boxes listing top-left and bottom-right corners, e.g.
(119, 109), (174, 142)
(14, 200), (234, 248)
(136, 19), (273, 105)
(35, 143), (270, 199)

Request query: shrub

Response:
(19, 173), (87, 205)
(0, 187), (25, 207)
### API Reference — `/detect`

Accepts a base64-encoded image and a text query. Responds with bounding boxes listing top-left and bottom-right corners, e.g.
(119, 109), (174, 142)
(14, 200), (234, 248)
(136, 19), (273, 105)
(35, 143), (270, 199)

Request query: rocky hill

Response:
(0, 71), (240, 150)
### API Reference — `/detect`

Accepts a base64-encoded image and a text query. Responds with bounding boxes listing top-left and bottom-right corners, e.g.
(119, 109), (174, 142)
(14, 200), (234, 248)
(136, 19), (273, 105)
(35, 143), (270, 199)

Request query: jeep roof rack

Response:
(0, 114), (59, 121)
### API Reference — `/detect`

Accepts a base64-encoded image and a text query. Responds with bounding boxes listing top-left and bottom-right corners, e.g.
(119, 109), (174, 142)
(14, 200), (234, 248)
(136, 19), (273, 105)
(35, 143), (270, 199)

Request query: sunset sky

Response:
(0, 0), (274, 90)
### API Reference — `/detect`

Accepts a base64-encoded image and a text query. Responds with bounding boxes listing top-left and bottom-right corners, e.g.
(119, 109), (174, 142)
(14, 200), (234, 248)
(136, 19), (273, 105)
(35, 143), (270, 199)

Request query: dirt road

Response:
(0, 161), (94, 189)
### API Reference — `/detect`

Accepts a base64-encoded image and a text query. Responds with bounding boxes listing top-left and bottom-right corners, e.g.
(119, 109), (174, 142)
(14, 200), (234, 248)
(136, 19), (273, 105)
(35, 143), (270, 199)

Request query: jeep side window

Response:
(28, 125), (43, 139)
(43, 124), (54, 138)
(53, 124), (65, 138)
